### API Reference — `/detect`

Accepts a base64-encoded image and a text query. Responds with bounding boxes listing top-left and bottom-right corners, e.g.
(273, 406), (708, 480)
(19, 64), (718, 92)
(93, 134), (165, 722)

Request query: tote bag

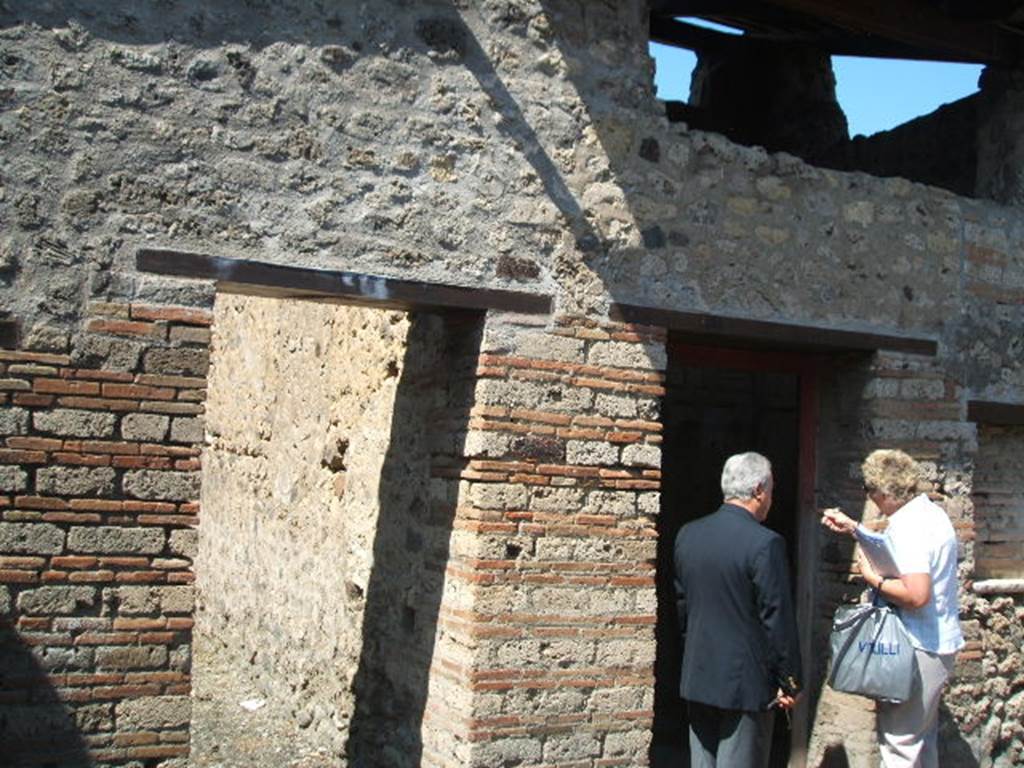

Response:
(827, 599), (917, 703)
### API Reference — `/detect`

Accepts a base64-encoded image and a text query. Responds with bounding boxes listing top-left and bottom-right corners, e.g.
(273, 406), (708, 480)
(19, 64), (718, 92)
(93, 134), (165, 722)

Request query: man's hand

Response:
(772, 689), (799, 710)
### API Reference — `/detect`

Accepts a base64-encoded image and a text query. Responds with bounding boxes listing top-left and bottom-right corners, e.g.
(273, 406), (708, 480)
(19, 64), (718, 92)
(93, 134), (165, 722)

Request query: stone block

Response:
(111, 585), (158, 614)
(542, 730), (602, 762)
(36, 466), (116, 496)
(72, 334), (144, 371)
(143, 347), (209, 376)
(472, 736), (542, 766)
(529, 486), (585, 512)
(513, 332), (585, 363)
(67, 525), (165, 554)
(594, 393), (637, 418)
(95, 645), (168, 669)
(464, 481), (528, 510)
(587, 340), (667, 371)
(0, 585), (9, 614)
(461, 430), (510, 458)
(0, 522), (65, 554)
(621, 443), (661, 469)
(33, 408), (117, 438)
(0, 465), (28, 492)
(566, 439), (619, 466)
(602, 728), (651, 758)
(0, 407), (29, 435)
(170, 416), (204, 444)
(123, 469), (200, 501)
(168, 528), (198, 559)
(121, 413), (170, 442)
(115, 695), (191, 730)
(34, 645), (95, 671)
(158, 585), (195, 613)
(17, 586), (96, 615)
(583, 490), (636, 517)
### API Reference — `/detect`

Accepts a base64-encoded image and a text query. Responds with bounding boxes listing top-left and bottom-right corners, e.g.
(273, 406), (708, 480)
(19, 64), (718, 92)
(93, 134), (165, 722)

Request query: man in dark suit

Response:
(673, 451), (802, 768)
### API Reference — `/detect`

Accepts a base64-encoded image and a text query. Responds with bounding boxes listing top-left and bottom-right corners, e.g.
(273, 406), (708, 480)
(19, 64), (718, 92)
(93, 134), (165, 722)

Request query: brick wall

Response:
(423, 314), (663, 767)
(0, 301), (209, 766)
(972, 425), (1024, 578)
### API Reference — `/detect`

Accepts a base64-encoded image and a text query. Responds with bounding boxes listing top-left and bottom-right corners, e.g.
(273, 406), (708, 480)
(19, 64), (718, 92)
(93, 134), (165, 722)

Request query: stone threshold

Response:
(972, 579), (1024, 595)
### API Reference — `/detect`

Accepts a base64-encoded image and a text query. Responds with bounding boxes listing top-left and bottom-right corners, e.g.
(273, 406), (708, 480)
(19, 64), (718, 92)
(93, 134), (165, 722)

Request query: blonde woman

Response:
(821, 449), (963, 768)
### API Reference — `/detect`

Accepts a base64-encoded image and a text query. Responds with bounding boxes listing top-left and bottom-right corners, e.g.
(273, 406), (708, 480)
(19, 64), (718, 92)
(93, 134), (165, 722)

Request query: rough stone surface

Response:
(17, 587), (97, 615)
(67, 526), (165, 555)
(33, 409), (117, 438)
(0, 523), (65, 555)
(36, 466), (116, 497)
(0, 465), (29, 493)
(122, 470), (200, 501)
(115, 696), (191, 730)
(121, 413), (170, 442)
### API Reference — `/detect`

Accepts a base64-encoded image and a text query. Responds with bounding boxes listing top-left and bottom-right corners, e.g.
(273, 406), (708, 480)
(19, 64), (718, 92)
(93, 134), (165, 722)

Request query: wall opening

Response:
(972, 424), (1024, 579)
(192, 292), (480, 765)
(653, 341), (807, 768)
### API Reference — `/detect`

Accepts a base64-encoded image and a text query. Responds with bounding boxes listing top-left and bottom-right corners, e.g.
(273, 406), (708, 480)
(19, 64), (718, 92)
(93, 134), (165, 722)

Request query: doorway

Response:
(651, 341), (817, 768)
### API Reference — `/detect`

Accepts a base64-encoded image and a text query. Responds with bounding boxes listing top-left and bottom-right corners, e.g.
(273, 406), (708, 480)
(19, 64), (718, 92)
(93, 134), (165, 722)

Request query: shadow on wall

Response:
(0, 619), (91, 768)
(819, 743), (850, 767)
(345, 312), (482, 768)
(939, 704), (981, 767)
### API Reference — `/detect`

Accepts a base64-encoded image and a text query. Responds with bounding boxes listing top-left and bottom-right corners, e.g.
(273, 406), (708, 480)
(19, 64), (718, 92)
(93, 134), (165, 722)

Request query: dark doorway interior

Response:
(651, 343), (802, 768)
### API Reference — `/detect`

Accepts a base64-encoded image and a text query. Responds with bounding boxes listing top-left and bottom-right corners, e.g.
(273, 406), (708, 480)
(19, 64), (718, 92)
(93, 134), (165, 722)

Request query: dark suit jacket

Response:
(674, 503), (802, 711)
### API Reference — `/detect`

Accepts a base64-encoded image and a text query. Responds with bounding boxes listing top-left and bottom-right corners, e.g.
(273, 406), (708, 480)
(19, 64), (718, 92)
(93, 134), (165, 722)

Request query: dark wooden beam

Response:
(761, 0), (1019, 65)
(610, 303), (937, 355)
(650, 15), (738, 52)
(136, 249), (552, 316)
(967, 400), (1024, 426)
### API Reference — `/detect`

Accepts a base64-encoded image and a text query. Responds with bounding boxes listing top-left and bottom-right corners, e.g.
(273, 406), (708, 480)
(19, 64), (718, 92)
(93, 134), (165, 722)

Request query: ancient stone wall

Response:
(0, 301), (209, 765)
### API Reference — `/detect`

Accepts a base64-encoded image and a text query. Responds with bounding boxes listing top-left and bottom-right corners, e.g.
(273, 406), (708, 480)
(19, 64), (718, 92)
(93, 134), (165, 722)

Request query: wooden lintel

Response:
(650, 15), (738, 52)
(136, 249), (552, 316)
(967, 400), (1024, 426)
(610, 303), (937, 356)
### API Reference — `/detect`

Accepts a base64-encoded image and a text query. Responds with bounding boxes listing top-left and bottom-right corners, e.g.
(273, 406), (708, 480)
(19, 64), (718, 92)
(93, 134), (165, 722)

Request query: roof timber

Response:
(651, 0), (1024, 65)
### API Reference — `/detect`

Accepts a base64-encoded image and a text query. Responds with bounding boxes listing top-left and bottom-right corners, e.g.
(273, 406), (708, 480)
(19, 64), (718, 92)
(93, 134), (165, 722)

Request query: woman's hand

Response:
(855, 548), (881, 589)
(820, 507), (857, 536)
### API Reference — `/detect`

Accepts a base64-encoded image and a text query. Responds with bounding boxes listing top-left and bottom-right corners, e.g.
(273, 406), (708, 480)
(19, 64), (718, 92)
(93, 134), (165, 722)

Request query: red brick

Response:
(41, 571), (68, 582)
(12, 393), (56, 407)
(58, 396), (139, 412)
(174, 459), (200, 471)
(139, 444), (198, 457)
(75, 632), (139, 645)
(98, 557), (150, 568)
(166, 572), (195, 584)
(70, 369), (134, 382)
(122, 501), (176, 513)
(34, 379), (100, 396)
(166, 617), (194, 630)
(91, 684), (162, 700)
(131, 304), (213, 326)
(115, 571), (167, 583)
(0, 350), (70, 365)
(113, 455), (173, 469)
(42, 512), (102, 524)
(51, 556), (99, 569)
(7, 437), (62, 451)
(138, 632), (177, 644)
(0, 448), (47, 464)
(135, 373), (206, 388)
(102, 383), (175, 401)
(14, 496), (68, 510)
(78, 440), (139, 455)
(0, 556), (45, 568)
(114, 617), (167, 630)
(0, 569), (39, 583)
(68, 570), (115, 583)
(607, 431), (643, 443)
(69, 499), (123, 512)
(17, 617), (51, 630)
(53, 452), (111, 467)
(86, 318), (167, 339)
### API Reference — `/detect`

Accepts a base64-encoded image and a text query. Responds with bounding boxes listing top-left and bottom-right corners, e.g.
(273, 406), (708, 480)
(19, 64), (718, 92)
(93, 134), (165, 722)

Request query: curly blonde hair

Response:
(861, 449), (922, 502)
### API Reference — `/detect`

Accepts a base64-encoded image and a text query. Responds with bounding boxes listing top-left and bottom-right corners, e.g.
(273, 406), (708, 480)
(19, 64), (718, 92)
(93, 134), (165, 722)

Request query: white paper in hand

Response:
(854, 526), (901, 577)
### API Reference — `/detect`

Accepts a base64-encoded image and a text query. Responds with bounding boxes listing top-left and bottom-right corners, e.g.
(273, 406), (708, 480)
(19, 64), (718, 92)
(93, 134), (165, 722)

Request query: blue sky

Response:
(649, 42), (984, 138)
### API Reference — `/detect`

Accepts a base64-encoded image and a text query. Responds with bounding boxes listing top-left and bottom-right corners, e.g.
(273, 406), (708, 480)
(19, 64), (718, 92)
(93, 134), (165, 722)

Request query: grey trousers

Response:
(877, 648), (956, 768)
(688, 701), (775, 768)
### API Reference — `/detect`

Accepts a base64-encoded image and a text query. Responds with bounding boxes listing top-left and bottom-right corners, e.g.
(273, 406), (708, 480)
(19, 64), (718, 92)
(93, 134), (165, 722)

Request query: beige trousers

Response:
(877, 648), (956, 768)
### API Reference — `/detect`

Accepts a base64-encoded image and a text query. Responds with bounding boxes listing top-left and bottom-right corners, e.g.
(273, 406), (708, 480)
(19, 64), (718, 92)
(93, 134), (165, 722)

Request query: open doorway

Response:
(651, 340), (814, 768)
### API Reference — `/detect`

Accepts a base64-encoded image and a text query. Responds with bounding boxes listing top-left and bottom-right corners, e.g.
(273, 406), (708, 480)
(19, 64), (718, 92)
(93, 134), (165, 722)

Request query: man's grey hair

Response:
(721, 452), (772, 500)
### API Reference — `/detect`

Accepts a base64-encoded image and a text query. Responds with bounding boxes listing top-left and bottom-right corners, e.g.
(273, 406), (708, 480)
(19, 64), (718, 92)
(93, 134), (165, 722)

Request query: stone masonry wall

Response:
(195, 295), (417, 761)
(0, 1), (1023, 766)
(0, 300), (209, 766)
(972, 425), (1024, 579)
(428, 313), (663, 767)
